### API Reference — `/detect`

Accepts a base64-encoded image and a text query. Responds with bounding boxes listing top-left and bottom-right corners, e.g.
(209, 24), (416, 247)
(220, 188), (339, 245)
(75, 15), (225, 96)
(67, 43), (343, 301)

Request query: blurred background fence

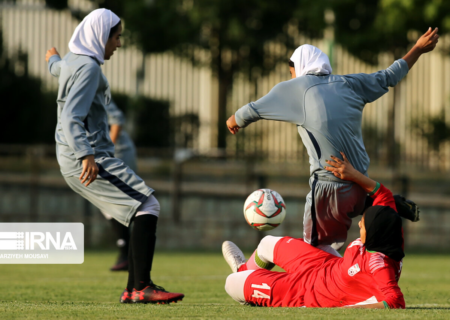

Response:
(1, 0), (450, 251)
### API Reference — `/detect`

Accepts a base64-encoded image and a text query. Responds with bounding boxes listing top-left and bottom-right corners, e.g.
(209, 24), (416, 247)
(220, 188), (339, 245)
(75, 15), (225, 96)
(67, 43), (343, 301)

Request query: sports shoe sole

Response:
(132, 296), (184, 304)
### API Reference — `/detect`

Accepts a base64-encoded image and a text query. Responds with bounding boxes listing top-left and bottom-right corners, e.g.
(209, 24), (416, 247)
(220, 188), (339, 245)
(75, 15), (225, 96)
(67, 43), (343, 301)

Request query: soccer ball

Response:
(243, 189), (286, 231)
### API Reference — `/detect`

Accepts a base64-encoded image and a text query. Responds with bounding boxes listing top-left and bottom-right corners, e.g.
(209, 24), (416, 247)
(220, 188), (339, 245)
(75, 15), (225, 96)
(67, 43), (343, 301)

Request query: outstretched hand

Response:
(45, 47), (60, 62)
(403, 27), (439, 70)
(226, 114), (240, 134)
(415, 27), (439, 53)
(325, 152), (359, 181)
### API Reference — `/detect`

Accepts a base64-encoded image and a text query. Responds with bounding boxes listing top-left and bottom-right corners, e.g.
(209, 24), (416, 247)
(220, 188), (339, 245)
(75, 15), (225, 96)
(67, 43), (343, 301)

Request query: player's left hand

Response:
(45, 47), (60, 62)
(415, 27), (439, 53)
(325, 152), (358, 181)
(226, 115), (240, 134)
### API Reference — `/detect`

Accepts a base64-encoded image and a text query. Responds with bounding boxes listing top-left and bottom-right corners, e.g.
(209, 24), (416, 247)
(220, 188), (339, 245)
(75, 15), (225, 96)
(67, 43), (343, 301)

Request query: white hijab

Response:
(68, 8), (120, 64)
(290, 44), (332, 77)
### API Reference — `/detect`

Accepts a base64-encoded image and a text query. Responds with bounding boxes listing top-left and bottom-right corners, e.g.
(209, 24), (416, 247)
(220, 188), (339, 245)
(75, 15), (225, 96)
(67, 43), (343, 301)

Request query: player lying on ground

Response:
(223, 152), (406, 308)
(226, 28), (435, 253)
(45, 9), (183, 304)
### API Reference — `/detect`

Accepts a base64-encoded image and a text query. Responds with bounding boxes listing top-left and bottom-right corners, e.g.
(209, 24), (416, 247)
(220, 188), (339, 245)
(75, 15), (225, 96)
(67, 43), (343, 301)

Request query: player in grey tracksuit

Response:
(45, 8), (184, 303)
(48, 53), (149, 227)
(227, 28), (439, 252)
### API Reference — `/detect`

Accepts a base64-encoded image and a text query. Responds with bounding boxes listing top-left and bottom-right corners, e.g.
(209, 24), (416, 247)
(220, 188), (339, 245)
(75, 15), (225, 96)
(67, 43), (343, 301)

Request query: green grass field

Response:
(0, 252), (449, 319)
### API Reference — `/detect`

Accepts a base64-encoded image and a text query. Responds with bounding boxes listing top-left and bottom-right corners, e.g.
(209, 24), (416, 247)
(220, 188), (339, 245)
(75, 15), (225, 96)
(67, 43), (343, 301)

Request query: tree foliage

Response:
(45, 0), (68, 10)
(116, 0), (327, 147)
(119, 0), (326, 71)
(0, 32), (56, 144)
(329, 0), (450, 63)
(412, 110), (450, 152)
(49, 0), (329, 147)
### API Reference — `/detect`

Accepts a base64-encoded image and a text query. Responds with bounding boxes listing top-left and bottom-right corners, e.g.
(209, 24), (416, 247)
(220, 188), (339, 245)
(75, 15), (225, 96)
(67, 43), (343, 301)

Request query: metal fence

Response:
(2, 0), (450, 171)
(1, 144), (450, 251)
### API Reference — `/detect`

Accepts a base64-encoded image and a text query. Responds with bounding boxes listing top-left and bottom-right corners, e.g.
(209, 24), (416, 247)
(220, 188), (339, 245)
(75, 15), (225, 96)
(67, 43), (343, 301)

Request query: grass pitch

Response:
(0, 252), (449, 319)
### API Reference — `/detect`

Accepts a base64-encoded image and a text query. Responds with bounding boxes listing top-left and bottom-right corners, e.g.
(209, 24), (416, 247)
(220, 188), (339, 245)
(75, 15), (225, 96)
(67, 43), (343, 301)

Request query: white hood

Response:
(290, 44), (332, 77)
(68, 8), (120, 64)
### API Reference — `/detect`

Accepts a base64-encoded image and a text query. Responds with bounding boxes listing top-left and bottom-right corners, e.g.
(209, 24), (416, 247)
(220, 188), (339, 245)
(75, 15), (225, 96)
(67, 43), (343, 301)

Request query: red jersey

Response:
(305, 238), (404, 308)
(307, 183), (404, 308)
(243, 183), (405, 309)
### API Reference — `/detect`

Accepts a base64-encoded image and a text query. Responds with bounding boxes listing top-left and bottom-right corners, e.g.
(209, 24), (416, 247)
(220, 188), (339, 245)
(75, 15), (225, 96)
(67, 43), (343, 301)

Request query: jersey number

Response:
(251, 283), (271, 299)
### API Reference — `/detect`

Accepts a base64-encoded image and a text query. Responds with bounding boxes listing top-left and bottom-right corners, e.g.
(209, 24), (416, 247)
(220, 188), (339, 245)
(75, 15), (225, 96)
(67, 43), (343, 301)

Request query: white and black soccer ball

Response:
(243, 189), (287, 231)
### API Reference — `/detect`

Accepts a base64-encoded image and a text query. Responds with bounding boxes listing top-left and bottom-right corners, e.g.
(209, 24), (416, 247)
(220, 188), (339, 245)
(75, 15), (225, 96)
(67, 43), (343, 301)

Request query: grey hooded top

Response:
(235, 59), (409, 178)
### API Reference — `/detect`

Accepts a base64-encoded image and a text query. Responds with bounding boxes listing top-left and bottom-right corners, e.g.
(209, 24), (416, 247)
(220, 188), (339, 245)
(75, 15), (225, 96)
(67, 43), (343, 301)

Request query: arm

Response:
(371, 264), (405, 309)
(60, 63), (101, 186)
(344, 60), (409, 104)
(325, 152), (376, 193)
(342, 302), (386, 309)
(325, 152), (397, 210)
(371, 184), (396, 211)
(344, 28), (438, 104)
(109, 124), (122, 144)
(106, 100), (125, 144)
(227, 81), (304, 134)
(402, 27), (439, 70)
(46, 47), (61, 77)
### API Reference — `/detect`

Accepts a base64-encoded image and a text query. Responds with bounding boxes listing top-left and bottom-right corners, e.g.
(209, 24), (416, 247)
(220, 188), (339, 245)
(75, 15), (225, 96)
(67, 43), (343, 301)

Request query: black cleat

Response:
(119, 288), (132, 303)
(131, 282), (184, 304)
(110, 258), (129, 271)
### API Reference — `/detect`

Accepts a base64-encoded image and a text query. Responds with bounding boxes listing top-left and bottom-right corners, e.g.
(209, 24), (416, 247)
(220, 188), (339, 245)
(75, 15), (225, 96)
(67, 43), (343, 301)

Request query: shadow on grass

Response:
(408, 307), (450, 310)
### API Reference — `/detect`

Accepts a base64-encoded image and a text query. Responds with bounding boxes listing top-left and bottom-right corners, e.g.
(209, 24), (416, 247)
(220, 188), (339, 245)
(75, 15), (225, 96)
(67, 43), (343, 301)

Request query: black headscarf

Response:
(364, 205), (404, 262)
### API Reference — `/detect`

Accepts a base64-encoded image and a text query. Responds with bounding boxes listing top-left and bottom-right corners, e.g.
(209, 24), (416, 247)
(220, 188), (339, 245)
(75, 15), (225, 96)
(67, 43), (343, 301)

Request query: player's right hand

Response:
(80, 155), (99, 187)
(46, 47), (60, 62)
(226, 115), (240, 134)
(415, 27), (439, 53)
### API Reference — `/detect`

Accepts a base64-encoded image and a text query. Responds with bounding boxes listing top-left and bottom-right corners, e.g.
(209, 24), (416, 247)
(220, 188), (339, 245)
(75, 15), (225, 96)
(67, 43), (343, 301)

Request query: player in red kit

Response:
(223, 152), (406, 309)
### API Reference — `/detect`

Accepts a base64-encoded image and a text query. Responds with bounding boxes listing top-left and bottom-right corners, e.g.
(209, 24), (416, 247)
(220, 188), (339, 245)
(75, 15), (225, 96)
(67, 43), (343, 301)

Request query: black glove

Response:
(394, 195), (420, 222)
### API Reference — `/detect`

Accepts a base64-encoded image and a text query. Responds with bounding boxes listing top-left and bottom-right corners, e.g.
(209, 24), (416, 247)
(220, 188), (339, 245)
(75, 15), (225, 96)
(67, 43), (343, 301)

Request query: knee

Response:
(225, 271), (253, 304)
(259, 235), (276, 246)
(257, 236), (283, 263)
(224, 274), (236, 297)
(225, 274), (242, 303)
(135, 195), (160, 218)
(257, 235), (279, 252)
(150, 195), (161, 214)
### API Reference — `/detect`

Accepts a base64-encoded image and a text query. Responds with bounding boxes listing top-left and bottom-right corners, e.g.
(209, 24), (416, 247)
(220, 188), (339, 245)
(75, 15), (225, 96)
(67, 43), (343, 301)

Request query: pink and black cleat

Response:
(131, 283), (184, 304)
(119, 288), (132, 303)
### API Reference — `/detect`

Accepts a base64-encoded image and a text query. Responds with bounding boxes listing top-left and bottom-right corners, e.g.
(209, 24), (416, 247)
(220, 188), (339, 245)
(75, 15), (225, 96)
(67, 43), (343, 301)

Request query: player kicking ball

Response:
(223, 152), (406, 308)
(226, 28), (435, 254)
(45, 9), (184, 304)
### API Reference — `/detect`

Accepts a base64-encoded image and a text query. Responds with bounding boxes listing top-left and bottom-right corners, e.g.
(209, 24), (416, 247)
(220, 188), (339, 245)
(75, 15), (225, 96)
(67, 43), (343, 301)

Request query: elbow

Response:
(60, 110), (71, 126)
(48, 63), (58, 77)
(385, 187), (393, 199)
(390, 302), (406, 309)
(387, 296), (406, 309)
(60, 110), (80, 132)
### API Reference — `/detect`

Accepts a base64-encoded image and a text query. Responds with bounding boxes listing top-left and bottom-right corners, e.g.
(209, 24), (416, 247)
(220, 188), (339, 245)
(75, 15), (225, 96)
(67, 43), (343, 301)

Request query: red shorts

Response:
(243, 237), (338, 307)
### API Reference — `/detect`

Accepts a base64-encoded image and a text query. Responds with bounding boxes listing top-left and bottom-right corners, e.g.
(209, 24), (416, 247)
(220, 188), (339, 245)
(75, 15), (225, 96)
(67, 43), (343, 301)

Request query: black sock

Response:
(126, 221), (135, 292)
(131, 215), (158, 290)
(110, 219), (129, 261)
